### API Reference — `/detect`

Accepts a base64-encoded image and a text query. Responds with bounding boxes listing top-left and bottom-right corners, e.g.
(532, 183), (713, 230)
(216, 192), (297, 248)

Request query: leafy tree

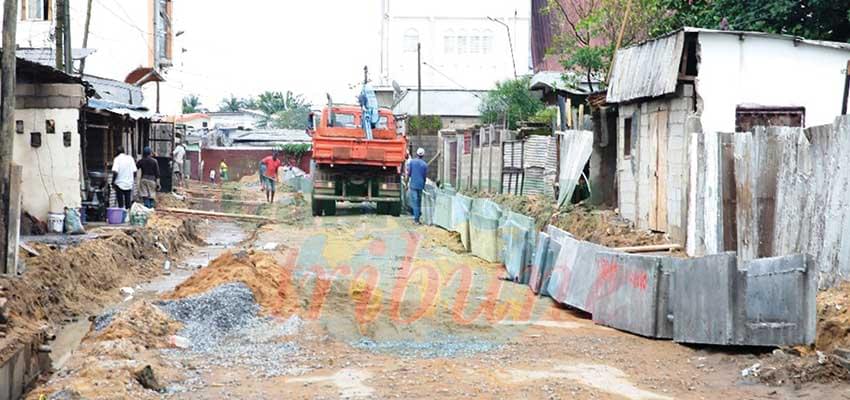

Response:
(251, 91), (312, 129)
(479, 77), (543, 130)
(182, 94), (202, 114)
(218, 95), (243, 112)
(659, 0), (850, 42)
(544, 0), (668, 88)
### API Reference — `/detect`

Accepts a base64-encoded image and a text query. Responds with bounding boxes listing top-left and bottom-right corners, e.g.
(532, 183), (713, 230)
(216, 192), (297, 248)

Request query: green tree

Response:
(479, 77), (543, 130)
(218, 95), (243, 112)
(659, 0), (850, 42)
(182, 94), (202, 114)
(253, 91), (311, 129)
(544, 0), (669, 88)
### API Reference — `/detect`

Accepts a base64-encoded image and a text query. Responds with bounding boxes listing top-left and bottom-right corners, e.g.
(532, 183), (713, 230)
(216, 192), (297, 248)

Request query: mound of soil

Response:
(816, 282), (850, 352)
(165, 250), (298, 316)
(758, 354), (850, 386)
(96, 301), (181, 348)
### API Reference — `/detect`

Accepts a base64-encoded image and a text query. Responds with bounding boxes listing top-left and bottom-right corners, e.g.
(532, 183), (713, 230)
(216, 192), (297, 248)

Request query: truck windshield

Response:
(332, 113), (357, 128)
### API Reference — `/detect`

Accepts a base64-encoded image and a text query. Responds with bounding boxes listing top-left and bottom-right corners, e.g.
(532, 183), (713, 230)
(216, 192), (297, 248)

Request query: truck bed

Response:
(312, 136), (407, 168)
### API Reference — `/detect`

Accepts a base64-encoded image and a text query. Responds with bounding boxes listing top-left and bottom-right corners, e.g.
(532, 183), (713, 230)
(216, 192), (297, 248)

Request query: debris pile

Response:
(94, 301), (181, 348)
(164, 250), (298, 315)
(816, 281), (850, 352)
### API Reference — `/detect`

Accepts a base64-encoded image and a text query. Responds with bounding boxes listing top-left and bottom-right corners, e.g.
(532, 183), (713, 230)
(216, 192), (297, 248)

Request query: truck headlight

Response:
(381, 183), (388, 190)
(327, 182), (334, 188)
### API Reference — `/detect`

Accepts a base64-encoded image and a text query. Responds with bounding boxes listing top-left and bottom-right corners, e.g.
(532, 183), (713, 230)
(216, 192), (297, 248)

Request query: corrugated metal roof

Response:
(684, 27), (850, 51)
(84, 75), (143, 106)
(17, 48), (95, 67)
(87, 98), (152, 119)
(529, 71), (599, 95)
(232, 129), (311, 144)
(606, 31), (684, 103)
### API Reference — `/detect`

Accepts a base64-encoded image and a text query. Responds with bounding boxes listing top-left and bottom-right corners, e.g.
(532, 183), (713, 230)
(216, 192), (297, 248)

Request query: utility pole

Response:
(487, 17), (516, 79)
(417, 42), (421, 136)
(79, 0), (94, 74)
(63, 0), (72, 74)
(55, 0), (65, 70)
(842, 60), (850, 115)
(1, 0), (19, 273)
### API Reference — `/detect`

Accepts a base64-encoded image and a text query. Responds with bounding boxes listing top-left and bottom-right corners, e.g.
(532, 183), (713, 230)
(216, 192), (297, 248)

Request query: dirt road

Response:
(30, 206), (849, 399)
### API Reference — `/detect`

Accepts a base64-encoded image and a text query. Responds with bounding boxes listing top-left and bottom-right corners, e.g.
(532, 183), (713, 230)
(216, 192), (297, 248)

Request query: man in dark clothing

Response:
(407, 147), (428, 224)
(136, 147), (160, 208)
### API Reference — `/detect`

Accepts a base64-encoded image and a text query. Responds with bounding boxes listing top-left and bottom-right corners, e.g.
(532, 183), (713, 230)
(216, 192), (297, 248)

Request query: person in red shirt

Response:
(260, 153), (283, 203)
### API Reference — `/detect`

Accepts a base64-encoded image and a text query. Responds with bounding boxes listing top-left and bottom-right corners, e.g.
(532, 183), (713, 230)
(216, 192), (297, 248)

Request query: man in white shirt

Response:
(111, 146), (137, 210)
(172, 139), (187, 189)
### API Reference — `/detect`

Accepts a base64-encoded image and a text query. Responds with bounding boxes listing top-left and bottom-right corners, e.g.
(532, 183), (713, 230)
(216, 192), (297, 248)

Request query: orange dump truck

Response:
(309, 105), (407, 216)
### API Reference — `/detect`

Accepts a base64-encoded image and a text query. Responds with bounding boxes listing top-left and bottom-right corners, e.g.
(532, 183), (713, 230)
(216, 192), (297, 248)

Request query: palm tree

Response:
(218, 95), (242, 112)
(182, 94), (202, 114)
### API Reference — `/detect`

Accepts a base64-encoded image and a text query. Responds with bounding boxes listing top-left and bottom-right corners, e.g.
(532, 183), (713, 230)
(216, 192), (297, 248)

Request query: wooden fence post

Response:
(5, 164), (22, 275)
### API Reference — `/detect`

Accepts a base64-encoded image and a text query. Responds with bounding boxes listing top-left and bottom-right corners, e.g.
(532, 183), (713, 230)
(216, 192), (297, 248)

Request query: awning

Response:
(86, 98), (153, 120)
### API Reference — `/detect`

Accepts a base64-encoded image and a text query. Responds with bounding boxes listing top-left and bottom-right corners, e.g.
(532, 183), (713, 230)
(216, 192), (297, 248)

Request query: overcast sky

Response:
(169, 0), (382, 109)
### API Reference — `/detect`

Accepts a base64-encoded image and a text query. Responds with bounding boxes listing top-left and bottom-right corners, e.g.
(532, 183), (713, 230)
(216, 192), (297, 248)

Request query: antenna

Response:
(363, 66), (369, 84)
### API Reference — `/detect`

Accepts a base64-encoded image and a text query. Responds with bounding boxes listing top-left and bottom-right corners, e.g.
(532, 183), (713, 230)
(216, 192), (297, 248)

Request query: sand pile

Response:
(164, 250), (298, 316)
(95, 301), (181, 348)
(816, 282), (850, 352)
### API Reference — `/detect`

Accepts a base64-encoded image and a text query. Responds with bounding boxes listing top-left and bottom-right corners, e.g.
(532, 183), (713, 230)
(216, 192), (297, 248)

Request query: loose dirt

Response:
(164, 250), (298, 316)
(94, 301), (181, 348)
(816, 281), (850, 352)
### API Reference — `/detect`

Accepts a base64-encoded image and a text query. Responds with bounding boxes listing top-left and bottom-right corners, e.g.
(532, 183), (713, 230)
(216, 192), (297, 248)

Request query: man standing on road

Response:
(407, 147), (428, 224)
(136, 147), (160, 208)
(172, 139), (186, 189)
(260, 153), (283, 203)
(111, 146), (137, 211)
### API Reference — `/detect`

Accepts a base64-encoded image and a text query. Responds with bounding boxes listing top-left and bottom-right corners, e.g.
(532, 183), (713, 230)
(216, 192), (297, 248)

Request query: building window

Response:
(470, 35), (481, 54)
(22, 0), (51, 21)
(403, 29), (419, 53)
(482, 31), (493, 54)
(457, 35), (467, 54)
(153, 0), (173, 68)
(623, 117), (633, 157)
(443, 30), (455, 54)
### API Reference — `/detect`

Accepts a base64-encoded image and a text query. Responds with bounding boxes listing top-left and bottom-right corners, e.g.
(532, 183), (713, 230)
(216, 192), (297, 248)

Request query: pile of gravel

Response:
(157, 283), (260, 351)
(157, 282), (307, 379)
(352, 336), (501, 358)
(93, 309), (117, 331)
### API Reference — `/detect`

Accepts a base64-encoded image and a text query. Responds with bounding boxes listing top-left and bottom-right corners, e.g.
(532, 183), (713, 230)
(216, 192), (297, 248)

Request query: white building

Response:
(375, 0), (531, 128)
(5, 0), (183, 115)
(605, 28), (850, 253)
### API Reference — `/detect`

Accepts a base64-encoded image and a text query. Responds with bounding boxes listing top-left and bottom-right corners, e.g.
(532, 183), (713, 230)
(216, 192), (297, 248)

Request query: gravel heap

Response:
(352, 336), (501, 358)
(157, 283), (260, 351)
(93, 309), (117, 331)
(157, 282), (306, 379)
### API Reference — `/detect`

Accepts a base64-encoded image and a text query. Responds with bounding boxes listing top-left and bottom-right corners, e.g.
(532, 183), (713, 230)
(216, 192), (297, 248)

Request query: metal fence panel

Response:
(528, 233), (550, 293)
(469, 199), (503, 262)
(433, 188), (454, 229)
(451, 194), (473, 251)
(672, 252), (738, 345)
(500, 211), (535, 281)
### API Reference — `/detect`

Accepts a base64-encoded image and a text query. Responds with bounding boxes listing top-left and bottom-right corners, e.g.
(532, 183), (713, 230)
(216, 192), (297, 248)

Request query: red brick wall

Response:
(196, 148), (312, 182)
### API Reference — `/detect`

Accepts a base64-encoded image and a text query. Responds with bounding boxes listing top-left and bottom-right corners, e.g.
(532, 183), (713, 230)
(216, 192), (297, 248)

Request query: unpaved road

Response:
(34, 209), (849, 399)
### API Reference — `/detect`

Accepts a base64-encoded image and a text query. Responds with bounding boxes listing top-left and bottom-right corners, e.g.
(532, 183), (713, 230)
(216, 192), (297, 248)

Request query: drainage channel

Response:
(46, 221), (249, 375)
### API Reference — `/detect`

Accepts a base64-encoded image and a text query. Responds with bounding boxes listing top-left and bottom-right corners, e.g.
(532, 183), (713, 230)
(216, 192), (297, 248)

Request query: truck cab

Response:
(310, 105), (407, 216)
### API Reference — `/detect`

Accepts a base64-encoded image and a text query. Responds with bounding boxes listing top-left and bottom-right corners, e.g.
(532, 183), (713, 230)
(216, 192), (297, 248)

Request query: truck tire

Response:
(389, 201), (401, 217)
(324, 200), (337, 216)
(311, 197), (322, 216)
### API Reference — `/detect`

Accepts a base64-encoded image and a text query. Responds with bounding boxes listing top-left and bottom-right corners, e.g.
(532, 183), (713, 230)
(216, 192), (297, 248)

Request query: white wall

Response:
(697, 32), (850, 135)
(12, 108), (82, 219)
(381, 0), (531, 90)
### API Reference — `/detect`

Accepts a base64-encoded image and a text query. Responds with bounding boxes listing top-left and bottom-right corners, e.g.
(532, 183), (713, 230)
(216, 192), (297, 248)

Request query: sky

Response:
(168, 0), (383, 110)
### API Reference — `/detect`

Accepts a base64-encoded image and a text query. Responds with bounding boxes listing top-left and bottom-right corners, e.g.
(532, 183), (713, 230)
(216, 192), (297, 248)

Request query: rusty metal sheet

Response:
(606, 31), (684, 103)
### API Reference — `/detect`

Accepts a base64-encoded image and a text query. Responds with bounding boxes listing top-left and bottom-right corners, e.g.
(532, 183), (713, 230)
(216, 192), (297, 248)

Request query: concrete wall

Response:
(200, 147), (313, 183)
(12, 108), (82, 219)
(697, 32), (850, 136)
(617, 83), (694, 242)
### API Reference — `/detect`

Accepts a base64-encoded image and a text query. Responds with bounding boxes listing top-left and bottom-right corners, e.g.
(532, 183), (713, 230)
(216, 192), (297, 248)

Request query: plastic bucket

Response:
(106, 208), (125, 225)
(47, 212), (65, 233)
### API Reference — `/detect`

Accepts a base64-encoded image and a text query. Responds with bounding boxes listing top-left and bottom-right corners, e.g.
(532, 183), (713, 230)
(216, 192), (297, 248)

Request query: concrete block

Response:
(591, 252), (672, 338)
(15, 84), (35, 96)
(740, 254), (817, 346)
(672, 252), (738, 345)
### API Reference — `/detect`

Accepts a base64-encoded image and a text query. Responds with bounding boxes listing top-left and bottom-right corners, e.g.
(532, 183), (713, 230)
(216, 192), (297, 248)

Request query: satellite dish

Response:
(392, 80), (402, 97)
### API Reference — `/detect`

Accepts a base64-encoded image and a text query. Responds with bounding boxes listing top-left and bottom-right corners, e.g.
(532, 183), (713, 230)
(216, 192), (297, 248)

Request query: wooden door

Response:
(652, 110), (669, 231)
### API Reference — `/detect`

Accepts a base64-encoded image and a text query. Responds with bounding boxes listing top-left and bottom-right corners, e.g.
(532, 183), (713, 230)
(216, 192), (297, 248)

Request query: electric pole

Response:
(1, 0), (19, 273)
(80, 0), (94, 74)
(63, 0), (72, 74)
(55, 0), (64, 70)
(417, 42), (421, 136)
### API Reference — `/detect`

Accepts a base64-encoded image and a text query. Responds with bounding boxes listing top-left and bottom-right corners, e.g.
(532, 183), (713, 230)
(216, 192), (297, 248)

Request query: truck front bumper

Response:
(312, 194), (401, 203)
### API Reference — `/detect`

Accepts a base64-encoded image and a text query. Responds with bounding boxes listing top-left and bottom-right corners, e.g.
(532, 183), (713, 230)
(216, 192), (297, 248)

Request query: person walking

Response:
(172, 139), (186, 189)
(111, 146), (137, 211)
(136, 147), (160, 208)
(407, 147), (428, 224)
(260, 153), (282, 203)
(218, 159), (229, 185)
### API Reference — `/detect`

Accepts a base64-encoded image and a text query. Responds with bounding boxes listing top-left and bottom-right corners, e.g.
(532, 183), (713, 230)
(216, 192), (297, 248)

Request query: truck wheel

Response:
(311, 196), (322, 216)
(324, 200), (337, 216)
(389, 201), (401, 217)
